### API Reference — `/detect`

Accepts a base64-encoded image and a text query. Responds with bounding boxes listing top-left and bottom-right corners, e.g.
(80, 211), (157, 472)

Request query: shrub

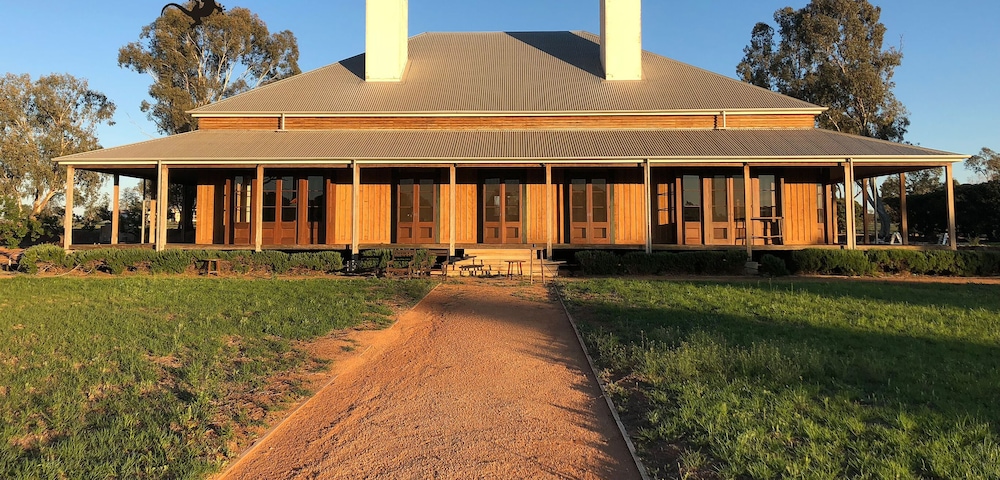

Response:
(576, 250), (620, 275)
(17, 244), (69, 273)
(359, 249), (392, 274)
(621, 252), (658, 275)
(790, 249), (874, 276)
(758, 254), (789, 277)
(289, 251), (343, 273)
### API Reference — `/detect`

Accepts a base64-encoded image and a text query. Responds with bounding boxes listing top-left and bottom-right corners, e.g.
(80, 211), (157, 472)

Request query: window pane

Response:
(759, 175), (776, 217)
(733, 176), (745, 221)
(682, 175), (701, 222)
(593, 179), (608, 223)
(571, 180), (587, 222)
(282, 206), (296, 222)
(682, 175), (700, 207)
(712, 176), (728, 222)
(419, 181), (434, 222)
(505, 180), (520, 222)
(817, 184), (826, 224)
(484, 181), (500, 222)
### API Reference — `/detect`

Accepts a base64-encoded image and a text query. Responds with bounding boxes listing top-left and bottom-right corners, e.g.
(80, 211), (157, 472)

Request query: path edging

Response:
(554, 286), (652, 480)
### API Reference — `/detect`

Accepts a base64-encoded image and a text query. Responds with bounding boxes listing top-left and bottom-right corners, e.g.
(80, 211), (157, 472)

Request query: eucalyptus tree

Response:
(737, 0), (909, 142)
(118, 3), (300, 135)
(0, 73), (115, 219)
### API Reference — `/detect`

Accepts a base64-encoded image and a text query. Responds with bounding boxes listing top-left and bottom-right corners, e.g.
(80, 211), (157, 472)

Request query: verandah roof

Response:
(57, 128), (964, 167)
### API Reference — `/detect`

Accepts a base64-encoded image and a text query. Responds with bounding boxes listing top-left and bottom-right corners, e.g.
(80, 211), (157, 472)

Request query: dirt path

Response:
(220, 282), (640, 479)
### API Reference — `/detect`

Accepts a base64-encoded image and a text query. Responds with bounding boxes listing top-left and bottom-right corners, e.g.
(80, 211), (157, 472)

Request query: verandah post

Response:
(254, 164), (264, 252)
(643, 159), (652, 254)
(111, 174), (120, 245)
(844, 159), (857, 250)
(156, 163), (169, 251)
(945, 163), (957, 250)
(545, 163), (553, 259)
(449, 164), (456, 258)
(64, 165), (74, 250)
(899, 172), (909, 245)
(743, 163), (752, 259)
(351, 160), (360, 256)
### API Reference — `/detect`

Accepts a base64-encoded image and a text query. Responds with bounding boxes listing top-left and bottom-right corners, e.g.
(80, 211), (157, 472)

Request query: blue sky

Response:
(1, 0), (997, 183)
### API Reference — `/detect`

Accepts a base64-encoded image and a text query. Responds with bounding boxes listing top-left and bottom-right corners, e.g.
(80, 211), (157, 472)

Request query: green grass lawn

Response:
(561, 279), (1000, 479)
(0, 277), (433, 479)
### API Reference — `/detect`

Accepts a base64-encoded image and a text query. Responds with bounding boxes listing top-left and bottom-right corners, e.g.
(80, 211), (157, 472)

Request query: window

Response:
(308, 176), (324, 222)
(733, 176), (745, 221)
(233, 175), (252, 223)
(712, 176), (728, 222)
(759, 174), (777, 218)
(262, 176), (278, 222)
(817, 184), (826, 224)
(682, 175), (701, 222)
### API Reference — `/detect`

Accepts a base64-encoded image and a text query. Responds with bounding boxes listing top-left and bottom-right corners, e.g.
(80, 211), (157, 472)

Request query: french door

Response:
(229, 173), (326, 246)
(397, 178), (436, 243)
(569, 178), (610, 244)
(262, 175), (325, 245)
(705, 175), (745, 245)
(483, 178), (522, 244)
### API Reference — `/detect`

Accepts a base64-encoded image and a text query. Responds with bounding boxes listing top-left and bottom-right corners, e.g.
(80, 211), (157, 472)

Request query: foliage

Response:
(758, 253), (789, 277)
(737, 0), (909, 142)
(791, 248), (1000, 276)
(15, 248), (345, 276)
(790, 249), (875, 275)
(118, 4), (300, 135)
(0, 277), (432, 478)
(575, 250), (620, 275)
(888, 181), (1000, 241)
(0, 73), (115, 218)
(565, 279), (1000, 479)
(16, 244), (69, 273)
(585, 250), (747, 276)
(0, 196), (38, 248)
(966, 147), (1000, 182)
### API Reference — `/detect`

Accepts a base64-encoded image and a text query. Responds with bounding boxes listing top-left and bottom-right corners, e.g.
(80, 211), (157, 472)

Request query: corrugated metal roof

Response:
(190, 31), (821, 115)
(57, 128), (962, 163)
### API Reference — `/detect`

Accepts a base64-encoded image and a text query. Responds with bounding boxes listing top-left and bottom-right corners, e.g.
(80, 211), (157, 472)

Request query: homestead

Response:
(56, 0), (964, 260)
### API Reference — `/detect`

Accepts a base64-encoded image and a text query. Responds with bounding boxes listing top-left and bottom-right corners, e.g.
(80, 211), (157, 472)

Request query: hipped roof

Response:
(190, 31), (823, 115)
(57, 128), (963, 165)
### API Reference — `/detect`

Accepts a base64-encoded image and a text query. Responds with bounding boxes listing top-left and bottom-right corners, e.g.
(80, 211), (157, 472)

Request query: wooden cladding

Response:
(197, 114), (816, 131)
(198, 117), (280, 130)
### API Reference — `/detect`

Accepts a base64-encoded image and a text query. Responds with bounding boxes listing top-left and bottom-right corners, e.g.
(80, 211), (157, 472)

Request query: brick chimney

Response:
(600, 0), (643, 81)
(366, 0), (408, 82)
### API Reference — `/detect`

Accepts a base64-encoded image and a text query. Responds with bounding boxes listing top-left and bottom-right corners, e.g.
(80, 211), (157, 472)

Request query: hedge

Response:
(791, 248), (1000, 277)
(16, 246), (344, 276)
(579, 250), (746, 276)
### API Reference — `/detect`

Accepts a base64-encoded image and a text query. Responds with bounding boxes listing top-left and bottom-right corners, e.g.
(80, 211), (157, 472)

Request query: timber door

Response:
(681, 175), (702, 244)
(705, 175), (746, 245)
(483, 178), (522, 244)
(262, 175), (329, 246)
(569, 178), (610, 244)
(230, 175), (253, 245)
(397, 178), (436, 244)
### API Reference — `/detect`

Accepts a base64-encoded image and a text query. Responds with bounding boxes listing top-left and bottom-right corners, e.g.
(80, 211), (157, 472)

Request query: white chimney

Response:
(600, 0), (643, 81)
(366, 0), (408, 82)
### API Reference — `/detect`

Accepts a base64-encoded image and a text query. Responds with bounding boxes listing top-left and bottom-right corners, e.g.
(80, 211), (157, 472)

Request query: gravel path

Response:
(221, 282), (640, 479)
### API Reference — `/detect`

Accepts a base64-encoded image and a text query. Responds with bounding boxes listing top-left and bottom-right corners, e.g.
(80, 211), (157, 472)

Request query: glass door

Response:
(483, 178), (522, 244)
(569, 178), (610, 244)
(397, 178), (436, 244)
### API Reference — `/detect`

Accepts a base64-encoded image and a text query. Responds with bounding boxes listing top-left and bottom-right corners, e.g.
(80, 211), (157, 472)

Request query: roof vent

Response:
(366, 0), (408, 82)
(600, 0), (643, 81)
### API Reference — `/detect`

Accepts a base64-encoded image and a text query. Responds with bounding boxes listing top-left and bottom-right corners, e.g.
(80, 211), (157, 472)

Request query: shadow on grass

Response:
(563, 279), (1000, 476)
